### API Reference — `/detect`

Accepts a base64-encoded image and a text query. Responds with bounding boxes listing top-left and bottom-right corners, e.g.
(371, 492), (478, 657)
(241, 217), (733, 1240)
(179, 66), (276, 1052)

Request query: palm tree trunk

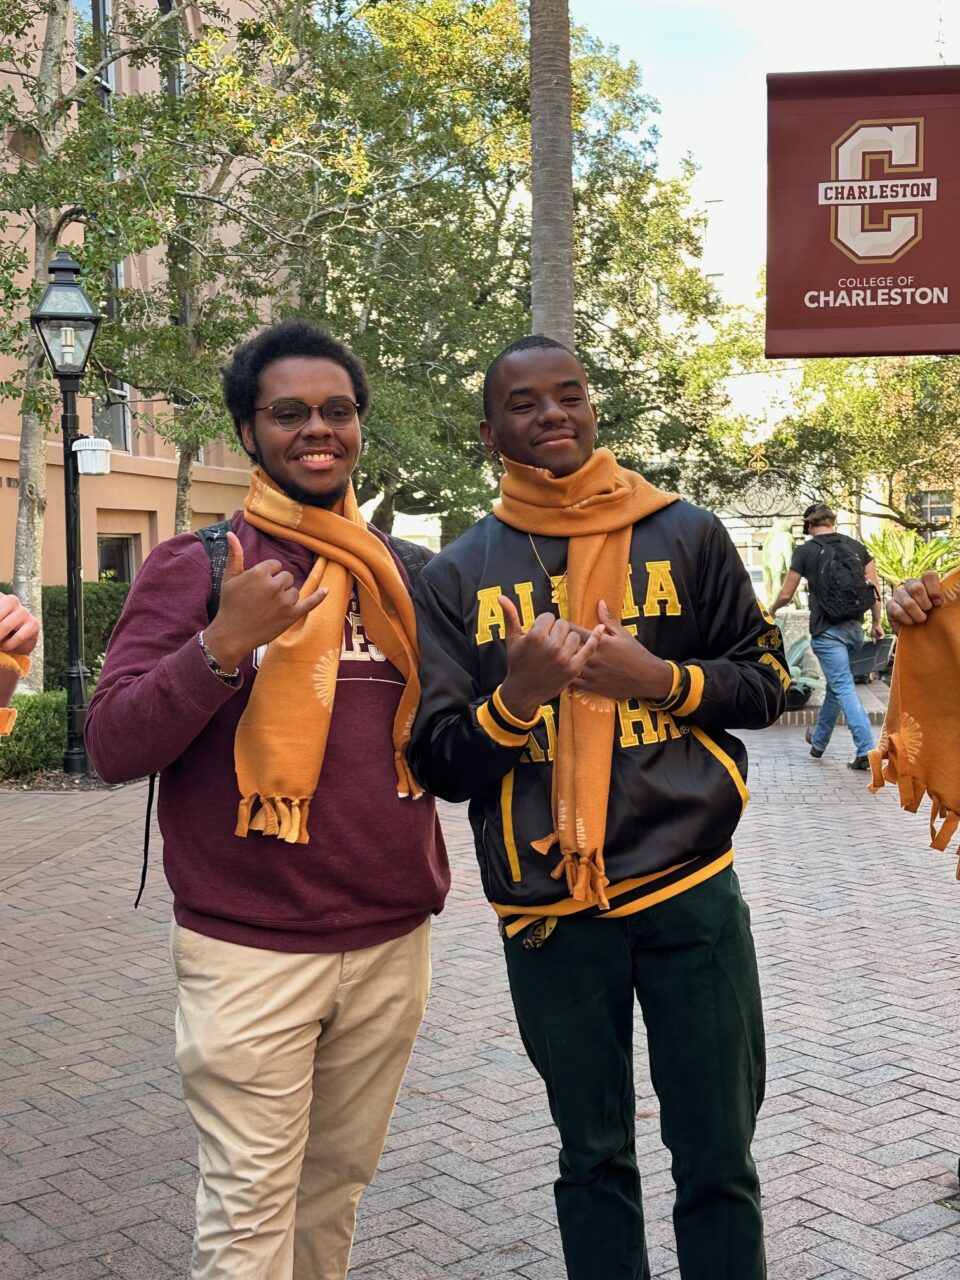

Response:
(529, 0), (576, 348)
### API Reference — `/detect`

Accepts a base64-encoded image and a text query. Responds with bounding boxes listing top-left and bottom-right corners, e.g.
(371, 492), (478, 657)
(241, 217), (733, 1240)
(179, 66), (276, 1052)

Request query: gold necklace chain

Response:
(528, 533), (567, 606)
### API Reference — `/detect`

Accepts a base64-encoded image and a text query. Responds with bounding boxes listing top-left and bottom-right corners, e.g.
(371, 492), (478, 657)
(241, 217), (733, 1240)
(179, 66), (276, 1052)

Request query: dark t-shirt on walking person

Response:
(790, 533), (873, 639)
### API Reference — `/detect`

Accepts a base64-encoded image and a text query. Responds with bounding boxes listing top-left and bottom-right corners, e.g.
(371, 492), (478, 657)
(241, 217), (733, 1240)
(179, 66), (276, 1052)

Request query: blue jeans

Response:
(810, 621), (874, 757)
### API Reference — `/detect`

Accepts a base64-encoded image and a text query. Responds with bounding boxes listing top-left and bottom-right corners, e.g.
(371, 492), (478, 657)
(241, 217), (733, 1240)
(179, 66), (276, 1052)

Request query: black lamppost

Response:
(30, 250), (103, 774)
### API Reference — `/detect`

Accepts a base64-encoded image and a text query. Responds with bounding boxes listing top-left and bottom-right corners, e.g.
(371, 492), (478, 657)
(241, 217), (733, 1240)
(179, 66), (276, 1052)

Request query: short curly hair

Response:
(482, 334), (578, 419)
(221, 320), (370, 452)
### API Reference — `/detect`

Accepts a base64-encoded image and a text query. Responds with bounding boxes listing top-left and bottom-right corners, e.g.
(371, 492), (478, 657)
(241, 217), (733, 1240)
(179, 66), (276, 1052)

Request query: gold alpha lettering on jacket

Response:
(621, 570), (641, 635)
(642, 561), (681, 617)
(522, 704), (558, 763)
(515, 581), (536, 630)
(617, 699), (683, 748)
(475, 562), (682, 645)
(476, 586), (506, 644)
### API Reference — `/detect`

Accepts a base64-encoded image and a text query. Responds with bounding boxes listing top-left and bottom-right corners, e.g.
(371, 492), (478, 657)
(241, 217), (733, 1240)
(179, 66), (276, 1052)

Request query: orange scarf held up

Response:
(493, 447), (678, 907)
(0, 652), (29, 736)
(869, 566), (960, 874)
(233, 468), (423, 845)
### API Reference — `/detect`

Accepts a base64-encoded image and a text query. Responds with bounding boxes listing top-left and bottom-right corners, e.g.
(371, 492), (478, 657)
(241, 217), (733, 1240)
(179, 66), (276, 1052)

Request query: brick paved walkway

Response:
(1, 725), (959, 1278)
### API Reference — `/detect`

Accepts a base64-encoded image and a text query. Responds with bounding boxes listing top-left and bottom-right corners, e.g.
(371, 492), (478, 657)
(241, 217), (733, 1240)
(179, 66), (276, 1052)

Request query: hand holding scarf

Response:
(494, 448), (678, 906)
(233, 469), (423, 845)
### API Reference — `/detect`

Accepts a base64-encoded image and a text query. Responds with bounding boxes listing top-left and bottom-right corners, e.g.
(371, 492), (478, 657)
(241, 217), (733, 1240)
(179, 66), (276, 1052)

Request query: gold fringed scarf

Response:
(493, 447), (678, 906)
(233, 469), (423, 844)
(869, 567), (960, 875)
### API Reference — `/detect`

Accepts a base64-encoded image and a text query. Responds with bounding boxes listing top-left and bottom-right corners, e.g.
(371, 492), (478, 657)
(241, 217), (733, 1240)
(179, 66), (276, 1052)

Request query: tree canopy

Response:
(763, 355), (960, 531)
(1, 0), (734, 664)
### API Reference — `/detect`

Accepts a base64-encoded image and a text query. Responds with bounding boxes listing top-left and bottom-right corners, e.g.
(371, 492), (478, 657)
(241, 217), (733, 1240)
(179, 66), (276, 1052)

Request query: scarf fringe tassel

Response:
(394, 750), (424, 801)
(869, 745), (960, 877)
(234, 763), (420, 850)
(537, 834), (611, 910)
(236, 795), (312, 845)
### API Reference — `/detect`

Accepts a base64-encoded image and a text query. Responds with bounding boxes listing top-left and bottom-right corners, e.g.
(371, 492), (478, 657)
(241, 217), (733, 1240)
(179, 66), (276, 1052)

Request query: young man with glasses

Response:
(86, 320), (449, 1280)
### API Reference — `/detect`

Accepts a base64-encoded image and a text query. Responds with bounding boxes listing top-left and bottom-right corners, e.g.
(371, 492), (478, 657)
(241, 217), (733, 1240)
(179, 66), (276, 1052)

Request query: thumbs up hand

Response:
(222, 529), (245, 584)
(201, 531), (327, 672)
(497, 595), (603, 723)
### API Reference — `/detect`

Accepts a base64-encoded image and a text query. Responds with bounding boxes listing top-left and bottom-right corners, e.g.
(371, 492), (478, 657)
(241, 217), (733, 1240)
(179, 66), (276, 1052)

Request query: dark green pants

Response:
(502, 868), (766, 1280)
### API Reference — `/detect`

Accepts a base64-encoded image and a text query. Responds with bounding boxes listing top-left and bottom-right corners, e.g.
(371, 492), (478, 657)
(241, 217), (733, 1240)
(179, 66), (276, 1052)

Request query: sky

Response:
(567, 0), (959, 306)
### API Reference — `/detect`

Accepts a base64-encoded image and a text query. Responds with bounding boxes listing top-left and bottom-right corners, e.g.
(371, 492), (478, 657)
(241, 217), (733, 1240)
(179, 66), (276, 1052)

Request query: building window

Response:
(73, 0), (95, 32)
(93, 384), (131, 451)
(908, 489), (953, 536)
(98, 535), (135, 583)
(97, 535), (135, 586)
(74, 0), (113, 93)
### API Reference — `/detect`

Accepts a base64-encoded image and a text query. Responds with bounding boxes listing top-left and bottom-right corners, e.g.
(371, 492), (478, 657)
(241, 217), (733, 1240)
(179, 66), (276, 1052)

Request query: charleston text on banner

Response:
(766, 65), (960, 358)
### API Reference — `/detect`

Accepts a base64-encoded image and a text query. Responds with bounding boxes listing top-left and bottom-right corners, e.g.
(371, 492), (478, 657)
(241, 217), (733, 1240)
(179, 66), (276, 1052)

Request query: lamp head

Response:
(30, 250), (102, 378)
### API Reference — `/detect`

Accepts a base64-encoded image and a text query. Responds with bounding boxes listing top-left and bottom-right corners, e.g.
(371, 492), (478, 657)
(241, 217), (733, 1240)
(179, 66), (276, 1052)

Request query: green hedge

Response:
(0, 690), (66, 779)
(0, 581), (130, 690)
(41, 581), (130, 689)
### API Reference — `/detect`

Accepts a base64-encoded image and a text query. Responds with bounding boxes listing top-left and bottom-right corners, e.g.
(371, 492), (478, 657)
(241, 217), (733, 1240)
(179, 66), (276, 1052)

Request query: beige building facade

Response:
(0, 404), (250, 587)
(0, 0), (252, 588)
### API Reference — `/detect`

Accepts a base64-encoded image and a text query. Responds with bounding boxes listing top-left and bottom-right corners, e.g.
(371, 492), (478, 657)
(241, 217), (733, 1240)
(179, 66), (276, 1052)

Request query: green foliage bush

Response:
(0, 581), (130, 690)
(0, 690), (66, 779)
(42, 581), (130, 689)
(864, 529), (960, 589)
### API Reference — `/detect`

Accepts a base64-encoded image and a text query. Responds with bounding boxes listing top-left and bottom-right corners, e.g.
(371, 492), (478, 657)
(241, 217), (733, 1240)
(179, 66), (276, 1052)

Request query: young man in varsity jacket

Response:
(86, 321), (449, 1280)
(408, 336), (788, 1280)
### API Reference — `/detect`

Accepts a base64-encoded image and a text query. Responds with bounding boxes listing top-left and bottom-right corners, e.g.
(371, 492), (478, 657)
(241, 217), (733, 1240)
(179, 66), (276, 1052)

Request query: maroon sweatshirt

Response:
(86, 513), (449, 953)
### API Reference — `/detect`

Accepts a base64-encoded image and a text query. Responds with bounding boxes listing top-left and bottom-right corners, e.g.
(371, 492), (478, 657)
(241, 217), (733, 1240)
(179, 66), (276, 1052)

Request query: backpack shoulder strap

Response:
(135, 772), (157, 909)
(136, 520), (229, 908)
(195, 519), (232, 621)
(385, 533), (432, 589)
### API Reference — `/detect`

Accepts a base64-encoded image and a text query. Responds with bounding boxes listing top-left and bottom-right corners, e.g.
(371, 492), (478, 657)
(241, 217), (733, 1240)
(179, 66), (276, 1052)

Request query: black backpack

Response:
(812, 535), (877, 624)
(135, 521), (432, 906)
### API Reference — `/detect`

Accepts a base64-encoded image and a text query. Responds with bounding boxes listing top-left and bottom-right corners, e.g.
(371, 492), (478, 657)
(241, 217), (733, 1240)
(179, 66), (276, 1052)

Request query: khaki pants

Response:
(170, 919), (431, 1280)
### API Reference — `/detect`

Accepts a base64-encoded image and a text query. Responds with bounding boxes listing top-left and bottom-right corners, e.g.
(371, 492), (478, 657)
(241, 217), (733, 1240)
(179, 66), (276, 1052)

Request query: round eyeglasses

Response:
(253, 397), (360, 430)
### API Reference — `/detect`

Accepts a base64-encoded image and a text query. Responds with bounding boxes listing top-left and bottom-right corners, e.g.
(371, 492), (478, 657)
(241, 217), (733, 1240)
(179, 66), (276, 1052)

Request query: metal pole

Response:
(60, 375), (88, 774)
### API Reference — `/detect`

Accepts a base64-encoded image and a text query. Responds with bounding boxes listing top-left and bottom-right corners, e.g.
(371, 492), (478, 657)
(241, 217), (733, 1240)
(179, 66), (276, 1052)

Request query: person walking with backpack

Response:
(85, 320), (449, 1280)
(770, 503), (882, 770)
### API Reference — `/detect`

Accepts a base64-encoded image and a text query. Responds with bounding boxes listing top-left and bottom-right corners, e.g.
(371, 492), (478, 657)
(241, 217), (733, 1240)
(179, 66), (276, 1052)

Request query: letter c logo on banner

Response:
(830, 118), (925, 264)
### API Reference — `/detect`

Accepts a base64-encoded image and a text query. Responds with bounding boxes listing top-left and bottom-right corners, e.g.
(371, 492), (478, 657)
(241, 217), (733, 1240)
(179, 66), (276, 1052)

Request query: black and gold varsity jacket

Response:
(408, 499), (788, 936)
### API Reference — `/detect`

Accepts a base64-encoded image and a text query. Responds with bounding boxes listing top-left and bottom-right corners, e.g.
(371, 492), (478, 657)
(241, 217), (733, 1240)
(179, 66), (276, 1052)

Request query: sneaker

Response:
(805, 728), (824, 759)
(847, 755), (870, 771)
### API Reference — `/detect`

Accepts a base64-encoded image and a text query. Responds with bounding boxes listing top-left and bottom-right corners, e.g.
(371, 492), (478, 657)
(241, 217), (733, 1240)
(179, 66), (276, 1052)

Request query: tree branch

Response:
(51, 204), (85, 240)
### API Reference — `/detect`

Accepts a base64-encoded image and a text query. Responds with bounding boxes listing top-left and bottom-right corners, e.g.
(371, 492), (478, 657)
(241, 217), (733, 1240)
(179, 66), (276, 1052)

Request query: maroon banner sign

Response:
(766, 66), (960, 357)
